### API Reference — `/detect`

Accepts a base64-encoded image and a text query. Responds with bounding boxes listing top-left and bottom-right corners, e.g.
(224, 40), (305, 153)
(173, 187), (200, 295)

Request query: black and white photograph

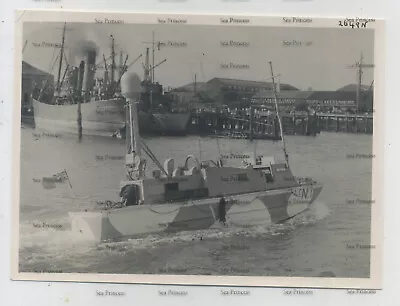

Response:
(12, 11), (384, 288)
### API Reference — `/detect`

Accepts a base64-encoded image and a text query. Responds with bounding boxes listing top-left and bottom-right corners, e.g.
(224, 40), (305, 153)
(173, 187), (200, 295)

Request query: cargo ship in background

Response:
(26, 24), (190, 136)
(136, 45), (190, 135)
(30, 24), (128, 137)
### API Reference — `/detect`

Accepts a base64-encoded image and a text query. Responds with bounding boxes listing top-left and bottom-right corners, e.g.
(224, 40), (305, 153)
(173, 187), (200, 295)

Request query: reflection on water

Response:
(19, 128), (372, 278)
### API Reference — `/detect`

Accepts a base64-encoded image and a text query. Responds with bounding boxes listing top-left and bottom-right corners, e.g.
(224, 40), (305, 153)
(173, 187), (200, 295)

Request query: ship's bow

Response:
(258, 183), (323, 223)
(69, 211), (105, 242)
(152, 113), (190, 135)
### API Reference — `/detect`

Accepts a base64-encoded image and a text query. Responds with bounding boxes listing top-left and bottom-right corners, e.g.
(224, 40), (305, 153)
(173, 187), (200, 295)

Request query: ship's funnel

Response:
(72, 40), (98, 99)
(77, 61), (85, 96)
(82, 49), (97, 98)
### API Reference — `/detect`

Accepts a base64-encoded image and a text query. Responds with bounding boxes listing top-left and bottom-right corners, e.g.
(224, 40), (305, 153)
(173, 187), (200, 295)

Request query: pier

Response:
(316, 113), (373, 134)
(187, 111), (280, 140)
(187, 111), (373, 138)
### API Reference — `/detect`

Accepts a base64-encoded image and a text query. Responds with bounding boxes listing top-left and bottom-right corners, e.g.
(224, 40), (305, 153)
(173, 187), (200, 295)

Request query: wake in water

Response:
(96, 201), (331, 254)
(19, 201), (330, 271)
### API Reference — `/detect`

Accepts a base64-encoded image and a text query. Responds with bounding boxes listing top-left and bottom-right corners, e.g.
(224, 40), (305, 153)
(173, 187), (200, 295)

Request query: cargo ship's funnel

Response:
(77, 61), (85, 96)
(82, 49), (97, 99)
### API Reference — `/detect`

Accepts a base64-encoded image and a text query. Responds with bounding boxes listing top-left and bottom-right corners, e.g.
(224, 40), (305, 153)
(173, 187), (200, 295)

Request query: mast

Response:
(77, 61), (84, 142)
(116, 54), (129, 85)
(102, 54), (108, 90)
(249, 103), (257, 164)
(144, 48), (151, 81)
(110, 35), (115, 84)
(60, 65), (69, 89)
(121, 72), (171, 179)
(103, 54), (108, 72)
(119, 50), (124, 79)
(142, 32), (162, 83)
(56, 22), (67, 95)
(77, 96), (82, 142)
(356, 53), (363, 114)
(249, 105), (254, 141)
(269, 61), (289, 167)
(152, 31), (155, 82)
(22, 40), (28, 53)
(127, 98), (141, 157)
(347, 53), (373, 113)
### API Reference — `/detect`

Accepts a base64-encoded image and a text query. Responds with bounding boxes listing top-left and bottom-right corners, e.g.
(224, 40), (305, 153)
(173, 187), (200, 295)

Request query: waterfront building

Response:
(21, 61), (54, 109)
(204, 77), (298, 106)
(171, 77), (298, 108)
(251, 90), (314, 113)
(251, 85), (373, 114)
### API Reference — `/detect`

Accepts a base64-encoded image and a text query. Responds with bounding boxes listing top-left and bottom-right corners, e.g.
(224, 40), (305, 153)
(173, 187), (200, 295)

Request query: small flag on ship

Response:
(42, 169), (72, 189)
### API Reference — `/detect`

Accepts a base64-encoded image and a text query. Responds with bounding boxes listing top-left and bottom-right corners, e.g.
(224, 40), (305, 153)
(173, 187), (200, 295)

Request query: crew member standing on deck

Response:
(218, 196), (227, 225)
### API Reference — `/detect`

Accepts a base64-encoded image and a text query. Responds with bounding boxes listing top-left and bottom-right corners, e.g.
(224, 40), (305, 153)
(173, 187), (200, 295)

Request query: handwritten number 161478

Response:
(338, 21), (368, 29)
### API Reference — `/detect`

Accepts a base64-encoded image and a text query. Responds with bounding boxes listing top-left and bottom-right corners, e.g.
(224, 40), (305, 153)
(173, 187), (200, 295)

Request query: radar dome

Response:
(121, 72), (142, 100)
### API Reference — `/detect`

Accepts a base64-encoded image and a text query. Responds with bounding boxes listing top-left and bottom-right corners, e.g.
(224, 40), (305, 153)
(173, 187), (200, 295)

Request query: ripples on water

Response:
(19, 129), (373, 278)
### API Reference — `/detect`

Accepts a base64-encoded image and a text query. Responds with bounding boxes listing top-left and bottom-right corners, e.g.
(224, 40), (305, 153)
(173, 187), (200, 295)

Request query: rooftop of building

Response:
(22, 61), (53, 77)
(172, 81), (207, 92)
(252, 90), (314, 100)
(337, 83), (374, 92)
(207, 77), (299, 91)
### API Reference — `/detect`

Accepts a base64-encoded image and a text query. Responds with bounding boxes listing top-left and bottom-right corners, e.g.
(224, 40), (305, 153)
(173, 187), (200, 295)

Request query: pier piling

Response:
(188, 111), (372, 137)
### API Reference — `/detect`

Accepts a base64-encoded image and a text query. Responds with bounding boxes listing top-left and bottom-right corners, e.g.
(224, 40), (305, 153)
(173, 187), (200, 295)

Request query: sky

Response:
(22, 22), (375, 91)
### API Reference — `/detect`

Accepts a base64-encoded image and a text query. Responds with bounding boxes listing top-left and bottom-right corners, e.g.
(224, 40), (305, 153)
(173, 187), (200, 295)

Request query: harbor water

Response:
(19, 128), (373, 278)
